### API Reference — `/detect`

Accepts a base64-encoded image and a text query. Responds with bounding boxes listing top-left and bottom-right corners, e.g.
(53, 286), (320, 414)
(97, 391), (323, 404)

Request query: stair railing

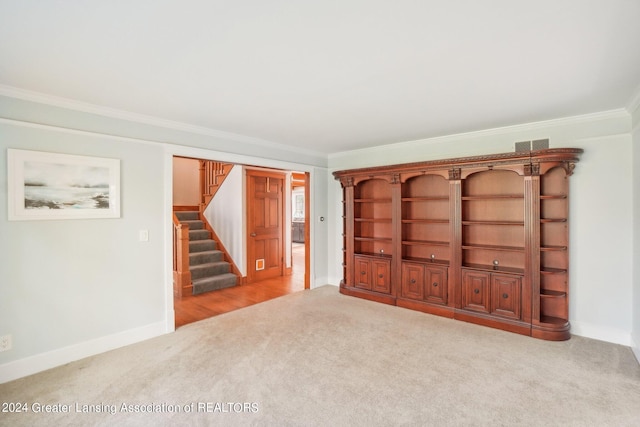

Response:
(199, 160), (234, 209)
(172, 213), (192, 297)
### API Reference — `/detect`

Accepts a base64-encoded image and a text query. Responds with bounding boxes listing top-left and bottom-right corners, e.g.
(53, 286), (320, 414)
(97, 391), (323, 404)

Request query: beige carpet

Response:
(1, 285), (639, 426)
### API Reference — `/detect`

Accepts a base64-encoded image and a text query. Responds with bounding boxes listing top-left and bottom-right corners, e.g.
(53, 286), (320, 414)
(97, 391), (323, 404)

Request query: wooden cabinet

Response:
(354, 255), (391, 294)
(401, 262), (448, 305)
(461, 269), (521, 320)
(334, 148), (582, 341)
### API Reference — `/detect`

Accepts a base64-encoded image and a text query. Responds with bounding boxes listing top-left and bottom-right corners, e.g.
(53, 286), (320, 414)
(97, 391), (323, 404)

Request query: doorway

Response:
(172, 157), (310, 327)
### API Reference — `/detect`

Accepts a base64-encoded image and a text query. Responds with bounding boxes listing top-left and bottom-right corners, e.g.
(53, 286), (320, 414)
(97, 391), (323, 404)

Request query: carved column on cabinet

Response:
(523, 162), (540, 324)
(391, 173), (402, 298)
(341, 177), (355, 289)
(448, 168), (462, 309)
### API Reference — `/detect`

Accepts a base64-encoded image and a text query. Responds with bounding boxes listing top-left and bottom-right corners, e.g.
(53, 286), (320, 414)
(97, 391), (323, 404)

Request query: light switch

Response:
(139, 230), (149, 242)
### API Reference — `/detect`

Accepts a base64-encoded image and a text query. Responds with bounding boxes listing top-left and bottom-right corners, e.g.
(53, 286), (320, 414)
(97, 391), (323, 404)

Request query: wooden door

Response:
(247, 170), (285, 283)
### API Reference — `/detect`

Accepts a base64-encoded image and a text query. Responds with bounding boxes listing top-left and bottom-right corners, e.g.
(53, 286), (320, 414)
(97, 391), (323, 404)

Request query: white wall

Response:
(204, 166), (245, 276)
(632, 101), (640, 363)
(172, 157), (200, 206)
(0, 95), (329, 383)
(0, 121), (166, 381)
(328, 110), (635, 346)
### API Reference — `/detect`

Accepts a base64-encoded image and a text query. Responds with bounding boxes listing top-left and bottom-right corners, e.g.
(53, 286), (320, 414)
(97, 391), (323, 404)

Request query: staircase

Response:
(174, 211), (237, 295)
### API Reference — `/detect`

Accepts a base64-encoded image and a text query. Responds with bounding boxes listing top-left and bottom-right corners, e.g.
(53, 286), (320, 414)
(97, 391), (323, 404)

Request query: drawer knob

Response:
(474, 289), (480, 294)
(361, 271), (366, 275)
(378, 274), (384, 278)
(411, 279), (416, 284)
(502, 293), (509, 299)
(433, 282), (438, 287)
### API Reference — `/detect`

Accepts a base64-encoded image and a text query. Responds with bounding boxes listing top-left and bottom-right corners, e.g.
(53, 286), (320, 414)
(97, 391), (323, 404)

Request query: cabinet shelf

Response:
(462, 244), (524, 252)
(402, 219), (449, 224)
(540, 267), (567, 275)
(354, 218), (392, 223)
(354, 236), (392, 243)
(462, 263), (524, 275)
(539, 315), (567, 325)
(462, 220), (525, 226)
(462, 195), (524, 200)
(354, 198), (392, 203)
(540, 218), (567, 223)
(402, 197), (449, 202)
(403, 256), (449, 266)
(354, 252), (392, 259)
(541, 245), (567, 251)
(540, 290), (566, 297)
(403, 239), (449, 247)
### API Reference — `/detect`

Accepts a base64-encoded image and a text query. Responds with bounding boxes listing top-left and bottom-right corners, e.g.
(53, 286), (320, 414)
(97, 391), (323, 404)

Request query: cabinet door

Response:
(372, 259), (391, 294)
(424, 266), (447, 305)
(491, 274), (521, 320)
(462, 270), (490, 313)
(401, 262), (424, 300)
(354, 256), (371, 290)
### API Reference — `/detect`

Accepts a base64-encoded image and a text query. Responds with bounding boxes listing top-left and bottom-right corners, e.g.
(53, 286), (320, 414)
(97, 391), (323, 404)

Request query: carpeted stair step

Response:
(181, 219), (204, 230)
(192, 273), (237, 295)
(189, 229), (211, 241)
(189, 239), (217, 253)
(190, 261), (231, 280)
(189, 250), (224, 266)
(175, 211), (199, 221)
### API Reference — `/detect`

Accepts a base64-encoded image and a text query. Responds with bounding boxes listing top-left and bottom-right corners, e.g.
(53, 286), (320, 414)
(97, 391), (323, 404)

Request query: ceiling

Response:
(1, 1), (639, 155)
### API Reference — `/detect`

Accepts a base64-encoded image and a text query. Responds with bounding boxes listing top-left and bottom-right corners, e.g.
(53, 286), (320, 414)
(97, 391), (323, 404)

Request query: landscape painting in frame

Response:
(8, 149), (120, 220)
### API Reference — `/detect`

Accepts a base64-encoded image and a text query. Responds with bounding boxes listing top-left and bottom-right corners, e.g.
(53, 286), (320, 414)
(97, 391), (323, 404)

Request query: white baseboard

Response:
(570, 320), (632, 346)
(0, 321), (167, 384)
(632, 334), (640, 366)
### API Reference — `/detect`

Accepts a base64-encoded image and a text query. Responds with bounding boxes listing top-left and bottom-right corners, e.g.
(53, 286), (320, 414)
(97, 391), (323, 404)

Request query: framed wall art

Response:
(7, 149), (121, 220)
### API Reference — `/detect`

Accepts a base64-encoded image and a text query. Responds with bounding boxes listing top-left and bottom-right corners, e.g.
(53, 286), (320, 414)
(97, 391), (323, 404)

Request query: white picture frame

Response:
(7, 149), (121, 220)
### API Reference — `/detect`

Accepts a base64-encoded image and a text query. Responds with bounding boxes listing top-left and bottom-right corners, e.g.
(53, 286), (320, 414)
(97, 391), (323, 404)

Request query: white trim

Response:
(0, 321), (166, 384)
(328, 109), (629, 161)
(626, 84), (640, 114)
(570, 321), (632, 346)
(0, 84), (325, 158)
(632, 336), (640, 366)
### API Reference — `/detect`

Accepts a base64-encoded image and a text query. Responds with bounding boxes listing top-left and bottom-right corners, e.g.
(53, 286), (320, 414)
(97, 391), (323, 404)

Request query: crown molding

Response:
(0, 84), (325, 158)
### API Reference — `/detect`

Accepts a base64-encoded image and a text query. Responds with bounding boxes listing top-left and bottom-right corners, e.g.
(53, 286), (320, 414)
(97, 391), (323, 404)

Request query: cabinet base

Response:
(454, 309), (532, 337)
(531, 322), (571, 341)
(396, 297), (454, 318)
(339, 283), (571, 341)
(339, 284), (396, 305)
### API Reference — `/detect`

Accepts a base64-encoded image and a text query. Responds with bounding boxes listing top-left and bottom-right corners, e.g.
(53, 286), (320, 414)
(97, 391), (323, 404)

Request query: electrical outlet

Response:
(0, 334), (12, 352)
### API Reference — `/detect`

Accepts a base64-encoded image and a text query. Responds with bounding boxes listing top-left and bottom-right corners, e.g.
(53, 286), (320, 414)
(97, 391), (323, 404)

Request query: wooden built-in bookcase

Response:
(334, 148), (582, 340)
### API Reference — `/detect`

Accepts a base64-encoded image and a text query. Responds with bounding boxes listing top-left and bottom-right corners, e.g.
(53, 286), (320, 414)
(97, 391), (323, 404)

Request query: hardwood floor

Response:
(174, 243), (306, 328)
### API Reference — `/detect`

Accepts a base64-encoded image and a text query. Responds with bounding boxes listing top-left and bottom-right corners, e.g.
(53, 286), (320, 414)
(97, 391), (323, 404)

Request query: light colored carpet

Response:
(1, 285), (639, 426)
